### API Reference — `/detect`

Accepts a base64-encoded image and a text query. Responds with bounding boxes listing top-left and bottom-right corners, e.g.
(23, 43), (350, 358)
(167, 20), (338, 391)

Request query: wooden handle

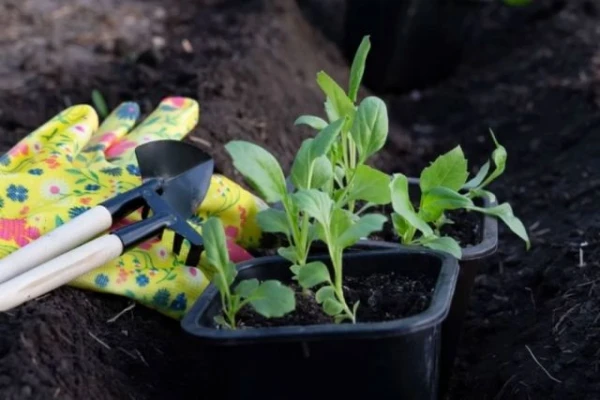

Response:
(0, 234), (123, 312)
(0, 205), (113, 284)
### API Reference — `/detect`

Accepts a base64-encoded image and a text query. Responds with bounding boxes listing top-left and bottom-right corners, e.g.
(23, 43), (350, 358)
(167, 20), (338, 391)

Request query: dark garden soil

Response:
(0, 0), (599, 399)
(236, 272), (435, 328)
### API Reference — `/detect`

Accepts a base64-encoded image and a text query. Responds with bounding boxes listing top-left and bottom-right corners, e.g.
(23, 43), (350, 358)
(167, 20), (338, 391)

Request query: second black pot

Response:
(343, 180), (499, 397)
(182, 248), (459, 400)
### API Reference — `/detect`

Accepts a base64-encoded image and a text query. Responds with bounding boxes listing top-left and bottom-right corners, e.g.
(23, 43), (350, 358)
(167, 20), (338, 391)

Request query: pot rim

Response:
(181, 247), (459, 345)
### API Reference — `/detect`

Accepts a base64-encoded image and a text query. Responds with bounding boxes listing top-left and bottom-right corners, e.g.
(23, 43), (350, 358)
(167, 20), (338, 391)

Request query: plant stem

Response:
(325, 233), (356, 323)
(297, 213), (310, 265)
(355, 202), (373, 215)
(348, 137), (357, 170)
(334, 167), (358, 211)
(220, 290), (237, 329)
(225, 309), (237, 329)
(282, 196), (307, 265)
(341, 130), (350, 174)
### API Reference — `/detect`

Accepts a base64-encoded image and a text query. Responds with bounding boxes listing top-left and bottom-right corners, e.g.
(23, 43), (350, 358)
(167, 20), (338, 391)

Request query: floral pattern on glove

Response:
(0, 98), (265, 319)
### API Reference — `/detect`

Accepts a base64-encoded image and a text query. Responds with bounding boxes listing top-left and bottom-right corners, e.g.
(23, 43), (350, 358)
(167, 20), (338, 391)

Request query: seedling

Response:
(225, 132), (336, 267)
(224, 132), (387, 323)
(294, 35), (391, 214)
(389, 131), (530, 258)
(292, 188), (387, 323)
(202, 217), (295, 329)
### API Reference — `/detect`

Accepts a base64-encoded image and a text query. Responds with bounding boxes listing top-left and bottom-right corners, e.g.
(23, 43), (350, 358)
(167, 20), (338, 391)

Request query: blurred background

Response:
(0, 0), (598, 399)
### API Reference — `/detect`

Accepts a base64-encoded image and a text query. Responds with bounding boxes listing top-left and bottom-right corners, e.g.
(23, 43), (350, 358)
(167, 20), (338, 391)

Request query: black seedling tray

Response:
(182, 248), (459, 400)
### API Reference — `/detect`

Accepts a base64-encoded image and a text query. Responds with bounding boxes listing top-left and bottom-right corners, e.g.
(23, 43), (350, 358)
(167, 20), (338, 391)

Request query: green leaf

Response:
(290, 264), (301, 276)
(479, 130), (507, 189)
(420, 187), (474, 222)
(292, 189), (333, 227)
(91, 89), (109, 119)
(311, 156), (333, 190)
(290, 139), (315, 190)
(225, 140), (287, 203)
(462, 161), (490, 190)
(329, 208), (354, 241)
(290, 119), (343, 190)
(390, 174), (433, 236)
(308, 223), (320, 243)
(420, 236), (462, 259)
(256, 208), (290, 236)
(323, 298), (344, 316)
(311, 118), (345, 156)
(352, 300), (360, 317)
(350, 96), (388, 163)
(391, 212), (410, 238)
(248, 280), (296, 318)
(294, 115), (328, 130)
(469, 203), (530, 249)
(468, 189), (497, 203)
(203, 217), (235, 291)
(420, 146), (468, 193)
(315, 286), (336, 304)
(55, 216), (64, 227)
(346, 164), (391, 205)
(234, 279), (260, 298)
(316, 71), (355, 121)
(334, 314), (351, 324)
(297, 261), (331, 289)
(348, 35), (371, 102)
(324, 99), (339, 124)
(336, 213), (387, 249)
(277, 246), (299, 264)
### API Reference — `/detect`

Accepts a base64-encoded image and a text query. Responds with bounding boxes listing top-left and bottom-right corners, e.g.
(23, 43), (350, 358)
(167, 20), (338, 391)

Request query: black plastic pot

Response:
(347, 177), (499, 397)
(343, 0), (483, 93)
(182, 248), (459, 400)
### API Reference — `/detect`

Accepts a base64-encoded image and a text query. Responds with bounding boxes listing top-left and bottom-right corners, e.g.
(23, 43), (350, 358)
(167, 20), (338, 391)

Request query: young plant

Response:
(294, 35), (391, 214)
(292, 189), (387, 323)
(389, 132), (530, 259)
(202, 217), (295, 329)
(224, 119), (342, 267)
(225, 134), (387, 322)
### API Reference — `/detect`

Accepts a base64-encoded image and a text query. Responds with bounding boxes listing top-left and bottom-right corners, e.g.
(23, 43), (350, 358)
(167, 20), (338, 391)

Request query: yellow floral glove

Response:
(0, 97), (267, 319)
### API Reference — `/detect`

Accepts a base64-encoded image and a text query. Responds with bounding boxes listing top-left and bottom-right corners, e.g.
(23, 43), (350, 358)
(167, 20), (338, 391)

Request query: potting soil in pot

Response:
(236, 271), (435, 328)
(369, 203), (481, 247)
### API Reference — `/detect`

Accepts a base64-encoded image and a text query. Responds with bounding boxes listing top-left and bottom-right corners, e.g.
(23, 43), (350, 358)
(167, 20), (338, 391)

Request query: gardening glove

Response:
(0, 98), (266, 319)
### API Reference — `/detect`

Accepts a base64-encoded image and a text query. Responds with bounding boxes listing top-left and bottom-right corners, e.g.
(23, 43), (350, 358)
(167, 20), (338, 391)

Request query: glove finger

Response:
(85, 102), (140, 153)
(0, 105), (97, 172)
(104, 96), (199, 166)
(44, 104), (98, 161)
(226, 237), (254, 263)
(200, 174), (268, 250)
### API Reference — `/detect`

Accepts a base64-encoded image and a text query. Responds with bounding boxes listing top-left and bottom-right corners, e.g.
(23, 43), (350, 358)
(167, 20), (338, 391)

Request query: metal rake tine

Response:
(185, 244), (203, 267)
(164, 231), (203, 267)
(172, 232), (184, 255)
